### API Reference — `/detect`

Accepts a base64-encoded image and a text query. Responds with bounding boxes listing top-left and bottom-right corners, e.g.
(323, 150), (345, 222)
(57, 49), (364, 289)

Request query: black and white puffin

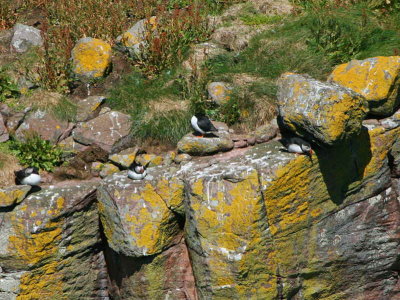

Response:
(282, 137), (313, 159)
(190, 113), (218, 137)
(128, 161), (147, 180)
(15, 167), (41, 186)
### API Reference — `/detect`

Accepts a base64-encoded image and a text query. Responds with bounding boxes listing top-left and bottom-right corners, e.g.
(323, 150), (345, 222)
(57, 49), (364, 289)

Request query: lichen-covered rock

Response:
(136, 153), (164, 167)
(72, 110), (132, 153)
(0, 181), (107, 299)
(0, 185), (31, 208)
(76, 95), (106, 122)
(58, 136), (87, 155)
(109, 147), (138, 168)
(106, 238), (197, 300)
(177, 132), (234, 156)
(10, 23), (43, 53)
(99, 163), (120, 178)
(71, 37), (112, 79)
(116, 17), (157, 58)
(329, 56), (400, 117)
(174, 153), (192, 164)
(0, 113), (9, 142)
(15, 109), (70, 143)
(98, 167), (185, 257)
(277, 73), (368, 145)
(208, 82), (233, 105)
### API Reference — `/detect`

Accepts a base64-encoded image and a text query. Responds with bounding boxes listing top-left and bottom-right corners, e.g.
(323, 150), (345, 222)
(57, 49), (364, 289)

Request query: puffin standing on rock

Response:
(282, 137), (313, 160)
(191, 113), (218, 137)
(15, 167), (41, 186)
(128, 161), (147, 180)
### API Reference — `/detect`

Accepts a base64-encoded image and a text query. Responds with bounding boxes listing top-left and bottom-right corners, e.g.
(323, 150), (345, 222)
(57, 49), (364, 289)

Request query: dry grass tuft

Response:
(0, 152), (21, 187)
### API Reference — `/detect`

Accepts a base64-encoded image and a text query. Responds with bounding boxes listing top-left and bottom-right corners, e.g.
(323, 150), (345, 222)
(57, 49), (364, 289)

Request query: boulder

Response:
(72, 110), (132, 153)
(254, 120), (279, 143)
(0, 185), (31, 208)
(174, 153), (192, 164)
(277, 73), (368, 146)
(76, 95), (106, 122)
(0, 113), (9, 142)
(10, 24), (43, 53)
(98, 167), (184, 257)
(108, 147), (138, 168)
(136, 153), (164, 167)
(207, 82), (233, 105)
(177, 132), (234, 156)
(116, 17), (157, 58)
(71, 37), (112, 79)
(329, 56), (400, 117)
(15, 109), (70, 143)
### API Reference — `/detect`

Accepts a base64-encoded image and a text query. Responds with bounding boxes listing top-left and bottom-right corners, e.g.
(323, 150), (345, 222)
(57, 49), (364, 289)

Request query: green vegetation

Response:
(9, 135), (63, 171)
(0, 68), (19, 102)
(51, 97), (77, 122)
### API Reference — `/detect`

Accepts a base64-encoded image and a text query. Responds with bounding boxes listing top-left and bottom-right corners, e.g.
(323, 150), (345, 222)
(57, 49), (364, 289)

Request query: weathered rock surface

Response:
(109, 147), (138, 168)
(98, 168), (184, 257)
(0, 181), (106, 299)
(0, 113), (9, 142)
(116, 17), (157, 58)
(277, 73), (368, 145)
(177, 132), (234, 156)
(10, 23), (43, 53)
(15, 109), (70, 143)
(0, 185), (31, 208)
(76, 95), (106, 122)
(329, 56), (400, 117)
(182, 42), (227, 74)
(71, 37), (112, 79)
(72, 110), (132, 153)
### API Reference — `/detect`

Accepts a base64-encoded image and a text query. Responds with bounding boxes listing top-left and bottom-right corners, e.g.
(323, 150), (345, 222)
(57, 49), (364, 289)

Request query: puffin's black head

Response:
(194, 113), (206, 118)
(26, 167), (39, 175)
(300, 141), (313, 159)
(129, 161), (145, 174)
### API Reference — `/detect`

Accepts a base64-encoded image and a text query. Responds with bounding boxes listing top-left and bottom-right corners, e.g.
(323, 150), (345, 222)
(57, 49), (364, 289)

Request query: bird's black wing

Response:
(14, 169), (26, 184)
(197, 116), (218, 132)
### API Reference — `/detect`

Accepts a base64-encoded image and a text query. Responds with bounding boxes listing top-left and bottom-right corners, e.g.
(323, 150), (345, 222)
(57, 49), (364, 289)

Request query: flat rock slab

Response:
(277, 73), (368, 146)
(0, 185), (31, 208)
(329, 56), (400, 117)
(98, 167), (184, 257)
(72, 110), (132, 153)
(15, 110), (69, 143)
(177, 132), (234, 156)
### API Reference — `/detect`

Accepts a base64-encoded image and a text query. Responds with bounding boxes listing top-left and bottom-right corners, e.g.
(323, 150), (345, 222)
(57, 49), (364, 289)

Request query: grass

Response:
(51, 97), (77, 122)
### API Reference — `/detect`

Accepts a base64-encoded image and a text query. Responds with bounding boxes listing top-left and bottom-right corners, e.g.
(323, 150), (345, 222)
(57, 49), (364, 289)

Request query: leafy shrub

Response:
(0, 68), (19, 102)
(10, 135), (63, 171)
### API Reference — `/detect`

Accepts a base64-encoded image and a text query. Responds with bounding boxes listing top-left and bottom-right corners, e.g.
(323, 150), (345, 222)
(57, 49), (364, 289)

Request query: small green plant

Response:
(240, 14), (283, 26)
(0, 68), (19, 102)
(10, 135), (63, 171)
(51, 96), (77, 122)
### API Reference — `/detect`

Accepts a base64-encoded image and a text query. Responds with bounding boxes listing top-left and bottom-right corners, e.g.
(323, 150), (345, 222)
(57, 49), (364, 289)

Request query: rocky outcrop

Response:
(329, 56), (400, 117)
(277, 73), (368, 145)
(207, 82), (233, 105)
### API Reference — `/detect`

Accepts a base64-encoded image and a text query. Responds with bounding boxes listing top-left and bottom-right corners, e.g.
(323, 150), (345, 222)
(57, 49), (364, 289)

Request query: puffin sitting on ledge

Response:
(191, 113), (218, 137)
(128, 161), (147, 180)
(15, 167), (41, 186)
(282, 136), (313, 160)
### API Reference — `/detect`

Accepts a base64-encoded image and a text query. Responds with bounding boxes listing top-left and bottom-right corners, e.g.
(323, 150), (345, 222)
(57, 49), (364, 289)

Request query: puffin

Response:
(282, 137), (313, 159)
(15, 167), (41, 186)
(128, 161), (147, 180)
(190, 113), (218, 137)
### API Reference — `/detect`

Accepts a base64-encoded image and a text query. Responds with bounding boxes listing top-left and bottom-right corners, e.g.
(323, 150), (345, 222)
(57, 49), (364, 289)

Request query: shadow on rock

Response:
(316, 127), (372, 205)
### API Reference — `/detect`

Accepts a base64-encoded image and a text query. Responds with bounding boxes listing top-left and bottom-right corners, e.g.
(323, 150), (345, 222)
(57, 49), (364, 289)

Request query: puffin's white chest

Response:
(287, 144), (303, 154)
(128, 170), (147, 180)
(191, 115), (204, 134)
(21, 174), (41, 185)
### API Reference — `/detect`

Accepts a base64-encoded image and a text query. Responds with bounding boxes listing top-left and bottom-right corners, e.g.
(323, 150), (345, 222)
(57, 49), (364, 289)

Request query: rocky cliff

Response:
(1, 57), (400, 299)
